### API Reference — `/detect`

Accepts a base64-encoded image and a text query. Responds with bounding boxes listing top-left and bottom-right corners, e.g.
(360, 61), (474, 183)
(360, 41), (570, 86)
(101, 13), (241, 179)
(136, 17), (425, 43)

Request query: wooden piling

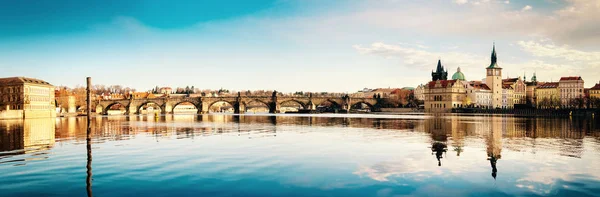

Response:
(86, 77), (93, 197)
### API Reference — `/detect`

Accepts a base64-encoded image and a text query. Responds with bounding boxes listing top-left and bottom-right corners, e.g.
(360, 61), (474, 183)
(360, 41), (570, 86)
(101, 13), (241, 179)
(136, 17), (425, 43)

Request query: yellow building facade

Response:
(591, 83), (600, 99)
(0, 77), (56, 119)
(535, 82), (560, 109)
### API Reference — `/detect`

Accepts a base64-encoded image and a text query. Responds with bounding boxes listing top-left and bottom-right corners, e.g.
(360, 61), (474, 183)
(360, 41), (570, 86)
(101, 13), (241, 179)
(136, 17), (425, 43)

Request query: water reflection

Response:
(0, 114), (599, 197)
(0, 118), (55, 163)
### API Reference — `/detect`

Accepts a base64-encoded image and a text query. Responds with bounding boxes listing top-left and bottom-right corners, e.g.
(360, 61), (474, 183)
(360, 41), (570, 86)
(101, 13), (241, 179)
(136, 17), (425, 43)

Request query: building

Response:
(424, 79), (467, 111)
(466, 81), (492, 108)
(0, 77), (56, 119)
(502, 77), (526, 106)
(369, 88), (400, 98)
(535, 82), (560, 109)
(524, 72), (539, 106)
(558, 76), (584, 108)
(55, 88), (76, 114)
(485, 44), (503, 108)
(590, 82), (600, 99)
(501, 84), (514, 109)
(414, 84), (426, 101)
(159, 87), (172, 95)
(424, 45), (501, 111)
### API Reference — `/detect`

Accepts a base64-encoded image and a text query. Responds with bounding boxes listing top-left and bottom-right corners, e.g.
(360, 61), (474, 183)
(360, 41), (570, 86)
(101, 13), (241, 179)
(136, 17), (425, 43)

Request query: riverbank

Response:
(452, 108), (599, 117)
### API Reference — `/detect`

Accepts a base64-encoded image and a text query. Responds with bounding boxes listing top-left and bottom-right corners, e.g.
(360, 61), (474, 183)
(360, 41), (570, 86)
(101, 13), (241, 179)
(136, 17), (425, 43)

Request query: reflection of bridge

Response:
(94, 93), (379, 115)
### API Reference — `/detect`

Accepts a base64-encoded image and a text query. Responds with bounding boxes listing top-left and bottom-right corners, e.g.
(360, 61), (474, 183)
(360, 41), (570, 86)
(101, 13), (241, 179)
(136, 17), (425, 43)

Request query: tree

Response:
(590, 97), (600, 109)
(569, 97), (585, 109)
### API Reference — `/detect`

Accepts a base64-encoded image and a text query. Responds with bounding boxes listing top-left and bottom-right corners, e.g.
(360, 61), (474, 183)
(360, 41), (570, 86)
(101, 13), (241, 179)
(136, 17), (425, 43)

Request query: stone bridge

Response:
(94, 93), (380, 115)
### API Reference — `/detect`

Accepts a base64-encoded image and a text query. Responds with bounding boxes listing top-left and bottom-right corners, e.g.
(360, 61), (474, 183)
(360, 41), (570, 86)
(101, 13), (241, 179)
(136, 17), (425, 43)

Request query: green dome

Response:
(452, 67), (465, 80)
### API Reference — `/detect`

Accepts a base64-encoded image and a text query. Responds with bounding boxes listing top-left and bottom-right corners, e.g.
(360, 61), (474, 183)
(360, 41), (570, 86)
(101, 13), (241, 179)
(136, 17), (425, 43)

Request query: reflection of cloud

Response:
(353, 158), (439, 182)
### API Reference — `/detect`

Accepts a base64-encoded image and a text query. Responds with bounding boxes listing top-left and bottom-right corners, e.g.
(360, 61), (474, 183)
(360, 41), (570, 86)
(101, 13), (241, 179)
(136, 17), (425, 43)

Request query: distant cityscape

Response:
(1, 44), (600, 119)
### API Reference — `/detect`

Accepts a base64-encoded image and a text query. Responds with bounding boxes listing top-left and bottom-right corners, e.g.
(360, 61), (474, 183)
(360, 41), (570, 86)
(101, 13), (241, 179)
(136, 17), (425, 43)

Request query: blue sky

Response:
(1, 0), (599, 92)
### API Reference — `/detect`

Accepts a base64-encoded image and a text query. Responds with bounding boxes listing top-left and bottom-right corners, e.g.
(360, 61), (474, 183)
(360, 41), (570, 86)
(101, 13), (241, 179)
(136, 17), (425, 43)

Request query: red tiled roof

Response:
(467, 81), (490, 90)
(590, 83), (600, 90)
(537, 82), (559, 89)
(559, 76), (582, 81)
(427, 80), (457, 88)
(502, 84), (513, 89)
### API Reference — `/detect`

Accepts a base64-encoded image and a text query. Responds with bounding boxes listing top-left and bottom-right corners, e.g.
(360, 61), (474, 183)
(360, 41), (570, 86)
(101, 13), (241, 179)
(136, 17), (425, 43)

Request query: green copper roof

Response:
(487, 44), (501, 69)
(452, 67), (465, 80)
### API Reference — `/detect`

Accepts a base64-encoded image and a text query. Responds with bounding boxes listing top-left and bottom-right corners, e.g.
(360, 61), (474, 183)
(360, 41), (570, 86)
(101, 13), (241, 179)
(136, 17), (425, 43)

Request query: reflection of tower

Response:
(450, 116), (465, 156)
(432, 142), (447, 166)
(486, 117), (502, 180)
(425, 117), (450, 166)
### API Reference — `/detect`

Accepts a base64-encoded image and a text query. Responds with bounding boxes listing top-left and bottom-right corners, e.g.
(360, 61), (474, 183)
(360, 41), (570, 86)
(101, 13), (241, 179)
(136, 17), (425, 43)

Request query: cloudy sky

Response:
(1, 0), (599, 92)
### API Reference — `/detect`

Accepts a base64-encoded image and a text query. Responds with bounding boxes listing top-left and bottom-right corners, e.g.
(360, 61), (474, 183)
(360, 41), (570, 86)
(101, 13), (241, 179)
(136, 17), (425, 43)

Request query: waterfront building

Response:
(501, 84), (514, 109)
(524, 72), (539, 106)
(55, 87), (77, 114)
(535, 82), (560, 109)
(558, 76), (584, 108)
(466, 81), (492, 108)
(502, 77), (526, 106)
(414, 84), (425, 101)
(424, 79), (468, 111)
(485, 44), (503, 108)
(425, 62), (468, 111)
(0, 77), (56, 119)
(590, 82), (600, 99)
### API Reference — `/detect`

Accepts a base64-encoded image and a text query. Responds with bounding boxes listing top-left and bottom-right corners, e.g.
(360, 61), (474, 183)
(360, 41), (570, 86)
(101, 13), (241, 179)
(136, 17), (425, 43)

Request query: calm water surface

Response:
(1, 114), (600, 197)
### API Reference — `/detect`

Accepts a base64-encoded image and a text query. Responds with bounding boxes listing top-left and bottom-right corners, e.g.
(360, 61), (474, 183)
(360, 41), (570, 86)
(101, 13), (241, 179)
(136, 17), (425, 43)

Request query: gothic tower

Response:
(486, 44), (502, 108)
(431, 59), (448, 81)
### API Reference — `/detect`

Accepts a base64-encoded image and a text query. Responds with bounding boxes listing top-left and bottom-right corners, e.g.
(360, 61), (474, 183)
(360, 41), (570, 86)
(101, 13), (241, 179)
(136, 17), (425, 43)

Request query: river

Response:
(1, 114), (599, 197)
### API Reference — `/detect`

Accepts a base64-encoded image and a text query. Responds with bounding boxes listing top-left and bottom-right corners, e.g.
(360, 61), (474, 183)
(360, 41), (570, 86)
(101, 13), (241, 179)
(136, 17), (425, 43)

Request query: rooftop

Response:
(427, 80), (458, 89)
(0, 77), (53, 86)
(559, 76), (582, 81)
(537, 82), (559, 89)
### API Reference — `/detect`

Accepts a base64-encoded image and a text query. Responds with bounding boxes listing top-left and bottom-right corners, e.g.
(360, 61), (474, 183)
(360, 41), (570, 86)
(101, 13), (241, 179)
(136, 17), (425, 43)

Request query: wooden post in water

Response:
(86, 77), (93, 197)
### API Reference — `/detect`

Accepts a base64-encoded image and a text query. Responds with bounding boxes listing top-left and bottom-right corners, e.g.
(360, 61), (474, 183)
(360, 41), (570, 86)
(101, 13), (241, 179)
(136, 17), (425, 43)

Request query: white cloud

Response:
(522, 5), (532, 11)
(454, 0), (468, 5)
(505, 1), (510, 4)
(517, 40), (600, 62)
(353, 42), (486, 71)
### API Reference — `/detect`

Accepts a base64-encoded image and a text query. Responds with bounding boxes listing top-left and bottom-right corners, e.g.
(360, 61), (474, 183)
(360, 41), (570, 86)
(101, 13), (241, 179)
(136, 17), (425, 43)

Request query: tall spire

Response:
(487, 43), (500, 69)
(436, 59), (443, 72)
(491, 43), (497, 64)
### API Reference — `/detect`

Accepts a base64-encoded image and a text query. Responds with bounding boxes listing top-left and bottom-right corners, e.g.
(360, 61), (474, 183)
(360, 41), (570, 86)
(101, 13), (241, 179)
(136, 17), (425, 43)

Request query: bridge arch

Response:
(104, 102), (128, 115)
(172, 101), (201, 114)
(350, 101), (375, 111)
(279, 99), (307, 109)
(207, 100), (237, 113)
(137, 101), (164, 114)
(244, 99), (270, 113)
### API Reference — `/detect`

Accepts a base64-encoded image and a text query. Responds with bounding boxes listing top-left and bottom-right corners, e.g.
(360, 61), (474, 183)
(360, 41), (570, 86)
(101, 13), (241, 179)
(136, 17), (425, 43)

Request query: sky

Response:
(1, 0), (599, 92)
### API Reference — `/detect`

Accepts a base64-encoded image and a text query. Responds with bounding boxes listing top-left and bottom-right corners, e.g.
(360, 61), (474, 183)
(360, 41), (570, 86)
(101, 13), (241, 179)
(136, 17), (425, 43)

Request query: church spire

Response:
(436, 59), (443, 73)
(487, 43), (500, 69)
